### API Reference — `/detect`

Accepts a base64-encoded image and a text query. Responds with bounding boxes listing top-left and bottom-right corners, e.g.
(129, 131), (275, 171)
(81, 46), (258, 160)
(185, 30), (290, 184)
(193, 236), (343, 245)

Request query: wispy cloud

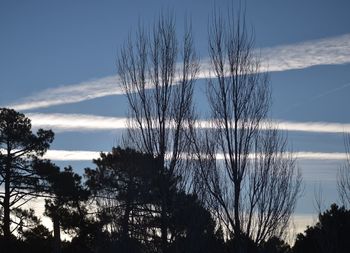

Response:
(8, 75), (122, 111)
(43, 149), (347, 161)
(27, 113), (127, 132)
(28, 112), (350, 134)
(6, 34), (350, 111)
(43, 149), (101, 161)
(277, 120), (350, 134)
(259, 33), (350, 72)
(216, 152), (347, 161)
(198, 119), (350, 134)
(294, 152), (347, 160)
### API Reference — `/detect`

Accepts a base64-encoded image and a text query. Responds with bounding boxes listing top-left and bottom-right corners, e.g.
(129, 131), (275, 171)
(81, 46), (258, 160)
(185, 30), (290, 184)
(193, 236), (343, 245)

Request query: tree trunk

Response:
(4, 152), (11, 252)
(122, 200), (131, 241)
(159, 154), (168, 253)
(53, 213), (61, 253)
(234, 181), (241, 236)
(160, 199), (168, 253)
(234, 182), (245, 253)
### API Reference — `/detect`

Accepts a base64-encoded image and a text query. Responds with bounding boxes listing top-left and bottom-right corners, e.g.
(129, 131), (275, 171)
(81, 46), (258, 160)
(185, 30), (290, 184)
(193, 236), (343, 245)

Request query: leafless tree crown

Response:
(191, 9), (302, 245)
(338, 134), (350, 207)
(118, 14), (199, 188)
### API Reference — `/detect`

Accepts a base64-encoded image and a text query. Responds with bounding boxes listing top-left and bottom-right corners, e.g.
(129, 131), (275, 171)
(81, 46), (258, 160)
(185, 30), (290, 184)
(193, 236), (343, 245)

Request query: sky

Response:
(1, 0), (350, 236)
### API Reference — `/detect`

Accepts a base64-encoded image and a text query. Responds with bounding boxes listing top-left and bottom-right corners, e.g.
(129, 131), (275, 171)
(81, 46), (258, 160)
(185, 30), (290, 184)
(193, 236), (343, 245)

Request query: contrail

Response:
(276, 120), (350, 134)
(259, 33), (350, 72)
(43, 149), (348, 161)
(43, 149), (101, 161)
(27, 113), (127, 132)
(6, 33), (350, 111)
(27, 112), (350, 134)
(283, 81), (350, 114)
(8, 75), (123, 111)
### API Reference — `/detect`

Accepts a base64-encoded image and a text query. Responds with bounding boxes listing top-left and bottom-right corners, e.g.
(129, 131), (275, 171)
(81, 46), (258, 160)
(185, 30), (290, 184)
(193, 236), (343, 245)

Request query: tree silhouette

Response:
(34, 159), (90, 253)
(117, 13), (199, 252)
(293, 204), (350, 253)
(20, 224), (53, 253)
(86, 147), (162, 252)
(260, 236), (291, 253)
(86, 147), (224, 253)
(167, 192), (224, 253)
(189, 8), (301, 251)
(338, 134), (350, 207)
(0, 108), (54, 251)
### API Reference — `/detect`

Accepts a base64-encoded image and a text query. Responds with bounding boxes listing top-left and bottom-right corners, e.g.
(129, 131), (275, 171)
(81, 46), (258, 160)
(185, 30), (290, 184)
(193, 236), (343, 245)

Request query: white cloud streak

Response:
(43, 150), (101, 161)
(260, 33), (350, 72)
(6, 34), (350, 111)
(9, 75), (123, 111)
(277, 120), (350, 134)
(27, 113), (127, 132)
(28, 112), (350, 134)
(25, 112), (350, 161)
(43, 149), (347, 161)
(294, 152), (347, 160)
(216, 152), (347, 161)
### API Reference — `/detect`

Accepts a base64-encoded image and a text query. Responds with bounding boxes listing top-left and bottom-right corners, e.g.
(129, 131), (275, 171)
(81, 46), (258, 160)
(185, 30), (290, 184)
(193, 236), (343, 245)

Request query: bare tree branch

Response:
(338, 133), (350, 207)
(191, 8), (302, 248)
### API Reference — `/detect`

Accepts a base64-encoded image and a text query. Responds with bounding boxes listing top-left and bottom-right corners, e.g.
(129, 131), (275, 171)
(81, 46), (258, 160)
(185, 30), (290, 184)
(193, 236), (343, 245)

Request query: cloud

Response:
(293, 152), (347, 160)
(27, 113), (127, 132)
(259, 33), (350, 72)
(28, 112), (350, 134)
(43, 149), (101, 161)
(8, 75), (123, 111)
(6, 34), (350, 111)
(15, 112), (350, 161)
(198, 119), (350, 134)
(277, 120), (350, 134)
(217, 152), (347, 161)
(42, 149), (347, 161)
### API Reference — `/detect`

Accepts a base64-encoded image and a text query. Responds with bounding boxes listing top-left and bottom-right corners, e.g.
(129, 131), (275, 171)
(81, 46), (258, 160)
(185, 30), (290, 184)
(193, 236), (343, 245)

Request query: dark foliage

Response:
(0, 107), (348, 253)
(260, 237), (292, 253)
(21, 224), (53, 253)
(0, 107), (54, 252)
(34, 159), (91, 253)
(85, 147), (223, 253)
(293, 204), (350, 253)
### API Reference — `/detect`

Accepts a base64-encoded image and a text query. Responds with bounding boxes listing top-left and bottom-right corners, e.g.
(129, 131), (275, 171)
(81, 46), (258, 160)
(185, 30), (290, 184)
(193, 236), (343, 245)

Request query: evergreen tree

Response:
(293, 204), (350, 253)
(0, 108), (54, 251)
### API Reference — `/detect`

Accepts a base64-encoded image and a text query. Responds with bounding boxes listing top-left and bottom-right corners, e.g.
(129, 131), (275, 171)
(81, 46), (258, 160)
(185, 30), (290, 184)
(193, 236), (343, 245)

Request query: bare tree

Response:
(117, 13), (199, 252)
(338, 134), (350, 207)
(190, 9), (302, 251)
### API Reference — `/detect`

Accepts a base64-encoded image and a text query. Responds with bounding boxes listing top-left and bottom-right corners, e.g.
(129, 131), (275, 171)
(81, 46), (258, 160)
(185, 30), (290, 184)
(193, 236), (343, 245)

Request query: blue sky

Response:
(1, 0), (350, 234)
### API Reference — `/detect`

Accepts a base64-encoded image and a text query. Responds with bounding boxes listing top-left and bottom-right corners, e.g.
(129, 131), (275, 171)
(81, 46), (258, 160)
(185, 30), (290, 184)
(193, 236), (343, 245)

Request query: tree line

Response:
(1, 9), (350, 253)
(1, 108), (349, 253)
